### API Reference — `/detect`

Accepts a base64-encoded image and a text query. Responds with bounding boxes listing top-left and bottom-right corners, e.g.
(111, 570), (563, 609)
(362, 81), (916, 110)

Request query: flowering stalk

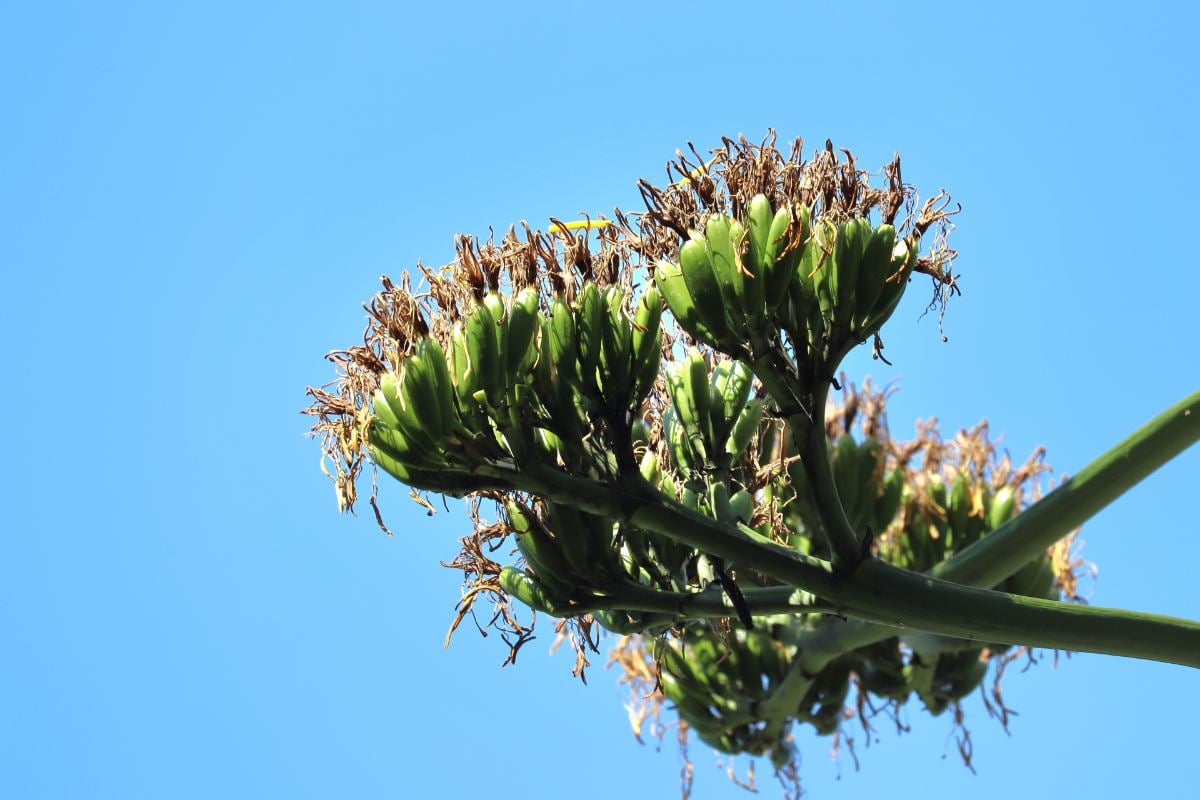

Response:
(304, 131), (1199, 776)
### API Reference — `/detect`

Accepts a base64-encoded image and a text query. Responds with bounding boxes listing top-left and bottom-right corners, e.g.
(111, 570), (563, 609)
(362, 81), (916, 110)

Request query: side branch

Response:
(792, 400), (864, 573)
(484, 460), (1200, 668)
(750, 352), (864, 572)
(794, 389), (1200, 668)
(934, 389), (1200, 586)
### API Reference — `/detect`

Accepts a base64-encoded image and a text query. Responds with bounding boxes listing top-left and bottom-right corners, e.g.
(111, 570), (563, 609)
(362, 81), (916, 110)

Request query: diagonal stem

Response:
(796, 389), (1200, 667)
(789, 395), (863, 573)
(933, 389), (1200, 586)
(480, 459), (1200, 668)
(749, 352), (863, 572)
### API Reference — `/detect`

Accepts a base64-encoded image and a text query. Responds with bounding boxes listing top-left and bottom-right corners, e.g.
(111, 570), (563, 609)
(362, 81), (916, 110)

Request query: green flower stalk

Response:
(303, 131), (1199, 787)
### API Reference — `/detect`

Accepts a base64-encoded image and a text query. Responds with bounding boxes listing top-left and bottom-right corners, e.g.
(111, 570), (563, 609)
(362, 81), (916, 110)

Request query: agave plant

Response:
(303, 132), (1199, 788)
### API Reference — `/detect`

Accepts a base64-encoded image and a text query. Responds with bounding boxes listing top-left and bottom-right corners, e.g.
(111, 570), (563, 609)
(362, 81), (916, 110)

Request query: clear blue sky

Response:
(3, 1), (1198, 797)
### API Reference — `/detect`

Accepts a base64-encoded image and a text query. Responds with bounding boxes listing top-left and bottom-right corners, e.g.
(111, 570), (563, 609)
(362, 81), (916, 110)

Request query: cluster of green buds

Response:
(654, 626), (793, 756)
(776, 428), (900, 560)
(650, 624), (858, 766)
(305, 133), (1085, 782)
(655, 196), (919, 381)
(636, 394), (1067, 764)
(663, 353), (763, 479)
(489, 348), (772, 629)
(365, 278), (665, 492)
(360, 277), (740, 629)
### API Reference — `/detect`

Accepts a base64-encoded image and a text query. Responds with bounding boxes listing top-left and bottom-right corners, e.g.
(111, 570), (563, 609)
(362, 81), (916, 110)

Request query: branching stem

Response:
(795, 389), (1200, 667)
(934, 389), (1200, 586)
(479, 457), (1200, 668)
(790, 385), (863, 573)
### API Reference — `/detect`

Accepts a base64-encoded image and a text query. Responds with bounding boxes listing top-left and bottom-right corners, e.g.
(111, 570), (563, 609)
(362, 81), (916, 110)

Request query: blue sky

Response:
(3, 1), (1198, 797)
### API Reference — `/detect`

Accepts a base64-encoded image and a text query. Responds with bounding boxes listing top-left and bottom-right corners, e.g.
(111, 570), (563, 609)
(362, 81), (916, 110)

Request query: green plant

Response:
(304, 132), (1199, 789)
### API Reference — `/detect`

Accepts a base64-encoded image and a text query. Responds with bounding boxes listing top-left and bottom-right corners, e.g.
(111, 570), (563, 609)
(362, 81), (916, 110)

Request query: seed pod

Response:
(853, 224), (898, 335)
(729, 488), (754, 525)
(505, 286), (540, 377)
(766, 205), (809, 313)
(630, 286), (664, 407)
(654, 258), (713, 344)
(378, 371), (439, 452)
(465, 301), (502, 405)
(860, 236), (918, 337)
(679, 236), (735, 347)
(746, 194), (777, 275)
(371, 387), (403, 429)
(685, 350), (713, 444)
(727, 397), (764, 458)
(874, 467), (906, 535)
(544, 501), (600, 581)
(368, 419), (440, 470)
(599, 286), (632, 404)
(807, 219), (838, 321)
(729, 217), (764, 319)
(987, 486), (1018, 531)
(499, 565), (569, 616)
(448, 321), (479, 406)
(705, 214), (749, 334)
(944, 650), (989, 701)
(639, 448), (661, 485)
(506, 500), (576, 596)
(419, 338), (459, 434)
(832, 434), (861, 526)
(548, 296), (579, 386)
(948, 473), (971, 546)
(575, 283), (604, 391)
(664, 407), (697, 475)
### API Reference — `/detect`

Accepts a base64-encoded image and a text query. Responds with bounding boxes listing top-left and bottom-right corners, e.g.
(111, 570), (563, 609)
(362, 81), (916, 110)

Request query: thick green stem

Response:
(483, 460), (1200, 668)
(797, 389), (1200, 665)
(743, 347), (867, 732)
(757, 665), (815, 743)
(791, 399), (863, 573)
(934, 390), (1200, 586)
(848, 558), (1200, 666)
(749, 342), (864, 572)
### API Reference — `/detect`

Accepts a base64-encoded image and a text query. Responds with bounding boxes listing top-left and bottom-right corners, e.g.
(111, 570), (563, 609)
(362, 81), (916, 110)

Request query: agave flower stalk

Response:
(304, 131), (1199, 777)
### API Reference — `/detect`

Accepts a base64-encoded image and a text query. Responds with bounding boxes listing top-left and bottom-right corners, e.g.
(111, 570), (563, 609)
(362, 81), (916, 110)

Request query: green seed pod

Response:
(575, 283), (604, 391)
(947, 473), (971, 546)
(506, 500), (576, 597)
(729, 217), (764, 319)
(765, 205), (808, 313)
(679, 236), (735, 347)
(832, 434), (861, 526)
(829, 219), (870, 327)
(505, 286), (541, 377)
(705, 214), (749, 333)
(654, 258), (713, 344)
(852, 224), (898, 335)
(874, 467), (906, 535)
(729, 488), (755, 525)
(499, 565), (569, 616)
(988, 486), (1018, 531)
(548, 296), (579, 387)
(599, 286), (632, 404)
(860, 236), (918, 337)
(465, 301), (503, 405)
(630, 285), (664, 407)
